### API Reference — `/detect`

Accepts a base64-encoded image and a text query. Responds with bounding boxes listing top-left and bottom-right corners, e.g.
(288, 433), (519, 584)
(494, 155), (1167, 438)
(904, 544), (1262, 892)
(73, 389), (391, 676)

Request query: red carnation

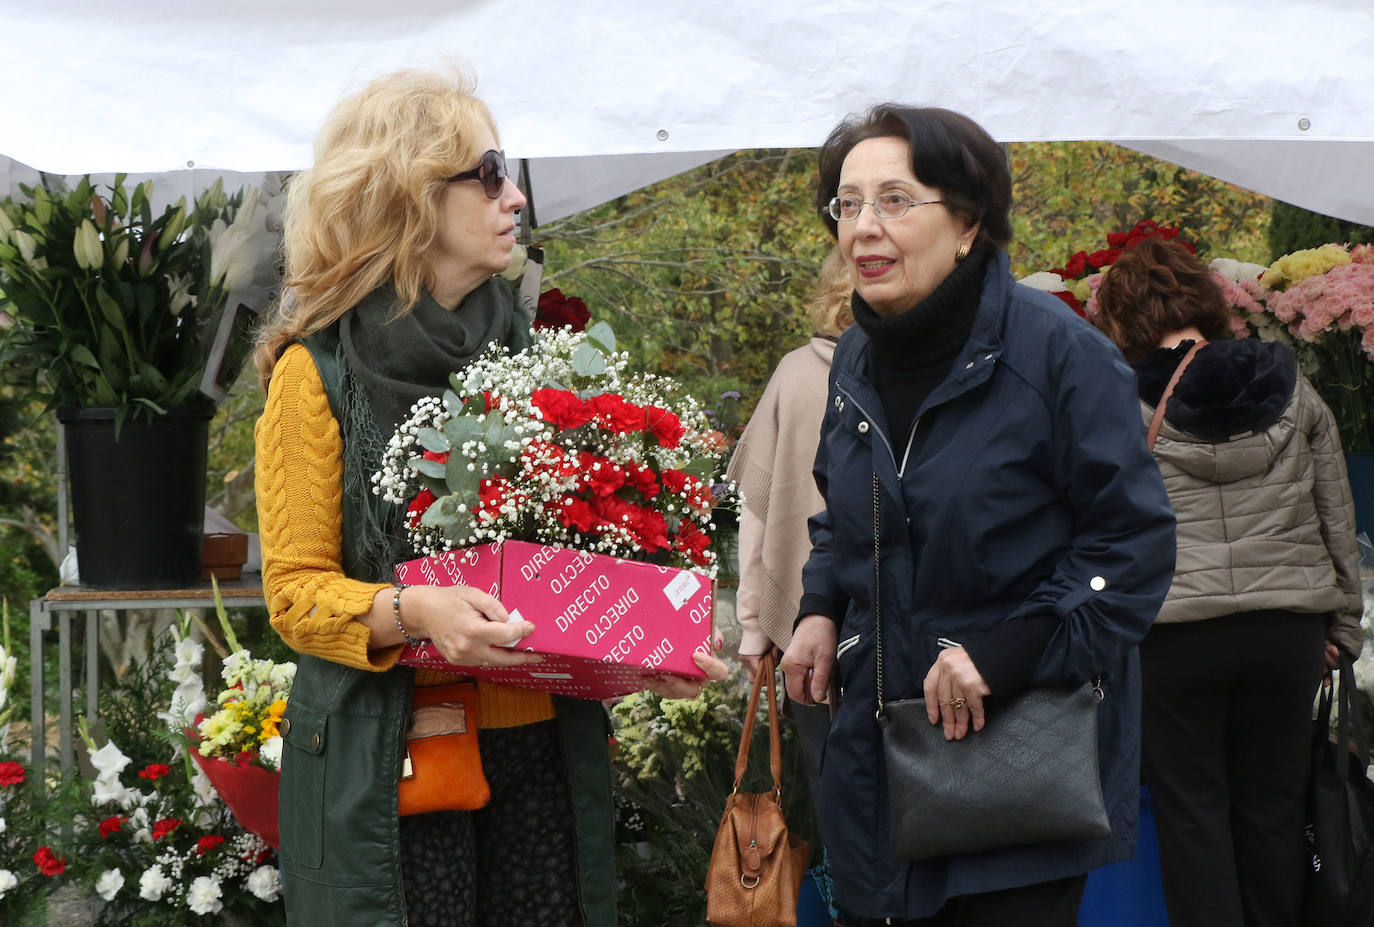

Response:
(673, 520), (713, 567)
(584, 458), (627, 497)
(644, 406), (686, 448)
(0, 761), (25, 786)
(33, 846), (66, 876)
(1106, 232), (1128, 248)
(534, 288), (591, 332)
(98, 815), (126, 839)
(197, 834), (226, 856)
(661, 469), (697, 496)
(531, 388), (593, 430)
(587, 393), (645, 434)
(628, 506), (670, 552)
(625, 463), (660, 499)
(593, 494), (633, 529)
(421, 449), (450, 464)
(152, 818), (183, 841)
(555, 497), (598, 533)
(407, 488), (437, 527)
(1062, 251), (1088, 279)
(138, 763), (171, 781)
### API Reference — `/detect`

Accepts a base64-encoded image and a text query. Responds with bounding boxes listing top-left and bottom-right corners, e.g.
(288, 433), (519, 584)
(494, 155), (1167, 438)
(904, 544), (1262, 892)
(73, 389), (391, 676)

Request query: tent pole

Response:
(518, 158), (537, 245)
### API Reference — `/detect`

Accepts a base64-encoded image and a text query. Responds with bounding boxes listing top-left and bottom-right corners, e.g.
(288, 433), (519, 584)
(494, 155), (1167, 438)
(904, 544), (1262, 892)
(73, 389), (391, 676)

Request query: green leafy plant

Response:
(0, 175), (271, 427)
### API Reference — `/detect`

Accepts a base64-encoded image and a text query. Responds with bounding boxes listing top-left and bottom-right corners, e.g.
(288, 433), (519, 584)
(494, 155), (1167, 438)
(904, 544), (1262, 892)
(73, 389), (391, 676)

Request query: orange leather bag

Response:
(705, 654), (810, 927)
(397, 682), (491, 816)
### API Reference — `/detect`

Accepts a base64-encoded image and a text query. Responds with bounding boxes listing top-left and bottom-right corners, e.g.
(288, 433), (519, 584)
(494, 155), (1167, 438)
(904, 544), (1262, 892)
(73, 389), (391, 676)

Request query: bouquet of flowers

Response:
(374, 322), (732, 577)
(1220, 243), (1374, 452)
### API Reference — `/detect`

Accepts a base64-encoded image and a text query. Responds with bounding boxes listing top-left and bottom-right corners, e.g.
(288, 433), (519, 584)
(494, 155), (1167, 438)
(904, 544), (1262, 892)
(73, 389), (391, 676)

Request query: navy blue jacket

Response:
(802, 252), (1176, 918)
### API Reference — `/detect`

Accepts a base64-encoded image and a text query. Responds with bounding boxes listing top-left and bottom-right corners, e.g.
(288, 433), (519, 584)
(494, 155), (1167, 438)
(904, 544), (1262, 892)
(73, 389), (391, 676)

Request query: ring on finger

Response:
(946, 696), (966, 710)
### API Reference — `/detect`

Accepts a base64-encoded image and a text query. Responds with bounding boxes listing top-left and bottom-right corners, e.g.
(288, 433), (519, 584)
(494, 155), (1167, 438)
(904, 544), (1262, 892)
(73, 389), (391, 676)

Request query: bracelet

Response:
(393, 583), (425, 646)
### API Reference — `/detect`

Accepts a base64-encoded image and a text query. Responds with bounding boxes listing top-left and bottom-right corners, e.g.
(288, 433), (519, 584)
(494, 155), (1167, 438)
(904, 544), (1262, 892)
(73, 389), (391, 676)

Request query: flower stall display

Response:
(0, 603), (287, 925)
(0, 174), (279, 587)
(0, 175), (274, 421)
(375, 322), (730, 696)
(1219, 243), (1374, 453)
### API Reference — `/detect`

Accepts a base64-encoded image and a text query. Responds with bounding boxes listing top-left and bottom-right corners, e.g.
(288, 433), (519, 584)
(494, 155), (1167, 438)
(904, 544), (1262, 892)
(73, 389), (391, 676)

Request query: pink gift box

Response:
(394, 541), (714, 699)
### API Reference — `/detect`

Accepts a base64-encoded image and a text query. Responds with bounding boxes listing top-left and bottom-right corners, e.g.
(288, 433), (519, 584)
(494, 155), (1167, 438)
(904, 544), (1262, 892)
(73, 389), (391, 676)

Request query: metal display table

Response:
(28, 575), (266, 774)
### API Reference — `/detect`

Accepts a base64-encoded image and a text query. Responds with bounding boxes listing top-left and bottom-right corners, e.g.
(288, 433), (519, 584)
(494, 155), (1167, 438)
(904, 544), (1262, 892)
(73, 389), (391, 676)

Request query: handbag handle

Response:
(1146, 340), (1207, 450)
(731, 652), (783, 798)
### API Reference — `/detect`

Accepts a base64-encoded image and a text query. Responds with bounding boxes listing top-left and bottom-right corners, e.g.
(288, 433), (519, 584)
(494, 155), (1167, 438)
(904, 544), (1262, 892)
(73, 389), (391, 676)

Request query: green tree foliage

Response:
(1008, 142), (1272, 274)
(1267, 200), (1374, 259)
(536, 150), (833, 410)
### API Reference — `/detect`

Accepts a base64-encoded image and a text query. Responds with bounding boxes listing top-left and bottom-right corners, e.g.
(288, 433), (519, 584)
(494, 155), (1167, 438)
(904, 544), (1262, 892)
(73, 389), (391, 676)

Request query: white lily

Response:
(208, 188), (262, 292)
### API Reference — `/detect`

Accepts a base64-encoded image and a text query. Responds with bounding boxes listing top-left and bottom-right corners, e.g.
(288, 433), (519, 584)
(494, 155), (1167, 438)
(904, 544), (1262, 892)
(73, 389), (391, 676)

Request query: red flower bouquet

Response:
(375, 322), (731, 576)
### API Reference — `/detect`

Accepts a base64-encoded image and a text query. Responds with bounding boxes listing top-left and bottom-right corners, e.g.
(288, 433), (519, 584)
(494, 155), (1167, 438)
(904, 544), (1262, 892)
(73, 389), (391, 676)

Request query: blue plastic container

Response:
(1078, 787), (1170, 926)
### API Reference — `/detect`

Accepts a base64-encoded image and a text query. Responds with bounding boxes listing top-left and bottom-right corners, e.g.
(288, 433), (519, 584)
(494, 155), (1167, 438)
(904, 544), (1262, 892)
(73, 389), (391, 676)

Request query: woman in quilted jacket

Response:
(1095, 238), (1364, 927)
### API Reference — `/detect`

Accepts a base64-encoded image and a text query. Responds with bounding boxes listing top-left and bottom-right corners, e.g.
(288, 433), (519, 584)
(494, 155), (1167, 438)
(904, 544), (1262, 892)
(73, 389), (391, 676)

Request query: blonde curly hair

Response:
(254, 66), (499, 385)
(807, 248), (855, 338)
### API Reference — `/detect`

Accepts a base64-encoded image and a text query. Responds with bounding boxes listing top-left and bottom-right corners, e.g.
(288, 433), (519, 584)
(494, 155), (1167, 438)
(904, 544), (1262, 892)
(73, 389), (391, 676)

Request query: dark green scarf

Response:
(326, 277), (532, 580)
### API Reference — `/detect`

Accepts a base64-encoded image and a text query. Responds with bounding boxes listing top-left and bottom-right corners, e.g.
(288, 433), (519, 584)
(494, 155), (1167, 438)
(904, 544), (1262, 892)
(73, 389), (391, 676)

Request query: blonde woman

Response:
(253, 67), (723, 927)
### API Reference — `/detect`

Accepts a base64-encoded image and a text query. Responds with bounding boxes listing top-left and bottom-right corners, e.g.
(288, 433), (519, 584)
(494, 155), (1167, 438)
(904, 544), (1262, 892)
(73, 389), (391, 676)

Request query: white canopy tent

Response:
(1, 0), (1372, 225)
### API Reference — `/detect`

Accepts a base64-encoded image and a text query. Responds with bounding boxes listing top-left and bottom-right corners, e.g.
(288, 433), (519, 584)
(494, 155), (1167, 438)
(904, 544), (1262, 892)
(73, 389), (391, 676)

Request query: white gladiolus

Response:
(186, 875), (224, 915)
(139, 865), (172, 901)
(88, 740), (132, 780)
(96, 868), (125, 901)
(0, 868), (17, 898)
(175, 636), (204, 667)
(91, 776), (137, 808)
(247, 864), (282, 902)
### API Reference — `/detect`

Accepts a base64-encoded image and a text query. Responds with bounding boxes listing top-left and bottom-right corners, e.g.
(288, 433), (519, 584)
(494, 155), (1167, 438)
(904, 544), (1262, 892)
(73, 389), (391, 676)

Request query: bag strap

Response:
(731, 653), (783, 797)
(1146, 340), (1207, 450)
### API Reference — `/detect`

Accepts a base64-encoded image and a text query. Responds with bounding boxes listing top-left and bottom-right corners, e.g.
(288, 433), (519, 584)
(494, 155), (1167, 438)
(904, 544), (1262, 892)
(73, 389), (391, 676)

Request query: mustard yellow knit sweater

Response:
(255, 343), (553, 728)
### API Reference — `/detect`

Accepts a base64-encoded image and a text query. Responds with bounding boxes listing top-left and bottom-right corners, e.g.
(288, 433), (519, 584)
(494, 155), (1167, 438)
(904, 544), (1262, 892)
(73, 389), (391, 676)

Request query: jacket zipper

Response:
(837, 385), (922, 479)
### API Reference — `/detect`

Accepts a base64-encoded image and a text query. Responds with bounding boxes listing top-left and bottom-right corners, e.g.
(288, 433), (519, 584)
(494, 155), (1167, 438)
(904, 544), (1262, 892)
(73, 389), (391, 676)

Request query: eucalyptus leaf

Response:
(584, 321), (617, 354)
(571, 343), (607, 377)
(443, 414), (485, 450)
(415, 427), (451, 454)
(442, 388), (463, 414)
(410, 458), (447, 479)
(446, 456), (483, 497)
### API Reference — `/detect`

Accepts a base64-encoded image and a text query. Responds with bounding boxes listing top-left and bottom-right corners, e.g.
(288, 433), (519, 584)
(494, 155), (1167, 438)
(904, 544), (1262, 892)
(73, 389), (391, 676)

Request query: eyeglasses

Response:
(826, 192), (943, 222)
(447, 149), (509, 199)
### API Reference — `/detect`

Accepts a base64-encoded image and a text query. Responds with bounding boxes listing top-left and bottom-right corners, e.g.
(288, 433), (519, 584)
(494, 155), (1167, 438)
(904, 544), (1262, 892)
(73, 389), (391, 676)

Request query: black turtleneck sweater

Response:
(800, 251), (1058, 704)
(850, 249), (987, 444)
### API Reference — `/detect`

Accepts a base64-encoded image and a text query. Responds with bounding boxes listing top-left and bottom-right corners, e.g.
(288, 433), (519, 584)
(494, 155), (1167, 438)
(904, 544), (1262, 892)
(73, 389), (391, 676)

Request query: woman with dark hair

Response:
(779, 103), (1177, 926)
(1095, 238), (1363, 927)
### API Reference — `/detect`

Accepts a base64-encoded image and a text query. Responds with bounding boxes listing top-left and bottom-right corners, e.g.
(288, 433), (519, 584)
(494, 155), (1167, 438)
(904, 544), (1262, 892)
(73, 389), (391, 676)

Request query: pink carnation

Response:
(1267, 263), (1374, 345)
(1351, 244), (1374, 265)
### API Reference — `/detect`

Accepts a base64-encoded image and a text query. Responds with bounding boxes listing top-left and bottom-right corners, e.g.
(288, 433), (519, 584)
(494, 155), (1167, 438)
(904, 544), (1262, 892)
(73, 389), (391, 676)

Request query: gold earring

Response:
(956, 243), (971, 263)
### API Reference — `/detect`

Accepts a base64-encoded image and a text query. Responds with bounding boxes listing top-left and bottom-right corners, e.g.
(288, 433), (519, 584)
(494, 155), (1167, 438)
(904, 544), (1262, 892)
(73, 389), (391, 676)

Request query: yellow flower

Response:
(1261, 244), (1351, 291)
(260, 700), (287, 742)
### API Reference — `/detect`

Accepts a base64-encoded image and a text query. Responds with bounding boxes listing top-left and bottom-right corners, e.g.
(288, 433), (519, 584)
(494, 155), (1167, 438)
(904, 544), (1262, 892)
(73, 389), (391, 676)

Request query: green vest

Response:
(275, 322), (616, 926)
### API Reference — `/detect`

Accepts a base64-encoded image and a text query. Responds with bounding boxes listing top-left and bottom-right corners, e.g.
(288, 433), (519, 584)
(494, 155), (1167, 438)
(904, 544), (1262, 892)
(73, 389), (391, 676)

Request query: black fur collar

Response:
(1134, 339), (1297, 441)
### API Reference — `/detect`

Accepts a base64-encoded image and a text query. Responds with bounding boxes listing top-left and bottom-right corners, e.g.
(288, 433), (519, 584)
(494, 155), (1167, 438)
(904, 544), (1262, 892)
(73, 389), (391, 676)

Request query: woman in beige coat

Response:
(1095, 238), (1364, 927)
(727, 249), (853, 770)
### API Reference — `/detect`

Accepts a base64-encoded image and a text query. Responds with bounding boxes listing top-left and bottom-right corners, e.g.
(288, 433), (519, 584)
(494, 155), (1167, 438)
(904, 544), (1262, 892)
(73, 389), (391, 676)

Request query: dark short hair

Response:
(1094, 239), (1231, 363)
(815, 104), (1013, 250)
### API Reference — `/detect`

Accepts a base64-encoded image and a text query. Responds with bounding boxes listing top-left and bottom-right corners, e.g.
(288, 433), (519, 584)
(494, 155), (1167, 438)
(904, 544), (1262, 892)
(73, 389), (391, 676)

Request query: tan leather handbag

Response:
(705, 654), (810, 927)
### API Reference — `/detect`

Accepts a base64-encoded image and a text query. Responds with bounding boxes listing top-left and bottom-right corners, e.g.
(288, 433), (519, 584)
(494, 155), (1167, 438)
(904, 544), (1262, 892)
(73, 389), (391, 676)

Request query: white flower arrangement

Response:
(373, 323), (733, 577)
